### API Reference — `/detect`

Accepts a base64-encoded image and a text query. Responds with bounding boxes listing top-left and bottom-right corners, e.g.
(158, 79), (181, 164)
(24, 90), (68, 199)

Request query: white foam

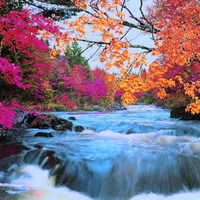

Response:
(8, 165), (92, 200)
(130, 191), (200, 200)
(18, 186), (93, 200)
(126, 104), (162, 111)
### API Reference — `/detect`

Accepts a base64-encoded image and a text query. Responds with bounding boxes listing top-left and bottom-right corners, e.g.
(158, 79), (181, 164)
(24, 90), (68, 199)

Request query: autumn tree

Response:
(141, 0), (200, 113)
(92, 67), (118, 106)
(63, 64), (94, 107)
(53, 0), (200, 114)
(0, 0), (60, 128)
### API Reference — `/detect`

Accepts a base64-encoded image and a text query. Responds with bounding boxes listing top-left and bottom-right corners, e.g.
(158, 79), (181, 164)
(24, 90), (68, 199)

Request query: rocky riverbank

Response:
(170, 106), (200, 120)
(0, 103), (127, 143)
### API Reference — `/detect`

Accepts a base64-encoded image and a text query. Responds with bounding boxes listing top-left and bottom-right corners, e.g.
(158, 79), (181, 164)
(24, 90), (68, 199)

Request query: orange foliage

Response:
(147, 0), (200, 113)
(51, 0), (200, 113)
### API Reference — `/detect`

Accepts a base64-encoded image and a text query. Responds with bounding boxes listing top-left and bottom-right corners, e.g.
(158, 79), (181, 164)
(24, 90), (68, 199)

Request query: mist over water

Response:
(1, 105), (200, 199)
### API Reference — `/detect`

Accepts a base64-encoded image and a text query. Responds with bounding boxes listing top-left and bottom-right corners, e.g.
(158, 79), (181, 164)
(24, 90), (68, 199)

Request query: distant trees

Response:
(0, 1), (119, 128)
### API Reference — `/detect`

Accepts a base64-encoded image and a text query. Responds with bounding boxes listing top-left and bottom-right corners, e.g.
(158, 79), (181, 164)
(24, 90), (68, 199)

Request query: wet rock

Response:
(22, 149), (61, 170)
(42, 153), (61, 170)
(34, 132), (54, 137)
(24, 114), (51, 128)
(13, 109), (29, 128)
(0, 128), (24, 143)
(93, 106), (107, 112)
(51, 121), (73, 131)
(24, 113), (74, 130)
(0, 143), (29, 159)
(74, 126), (84, 132)
(0, 134), (9, 143)
(170, 106), (200, 120)
(107, 103), (127, 111)
(68, 116), (76, 120)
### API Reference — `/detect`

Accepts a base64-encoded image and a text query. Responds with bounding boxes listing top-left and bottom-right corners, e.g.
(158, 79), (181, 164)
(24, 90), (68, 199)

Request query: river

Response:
(1, 104), (200, 200)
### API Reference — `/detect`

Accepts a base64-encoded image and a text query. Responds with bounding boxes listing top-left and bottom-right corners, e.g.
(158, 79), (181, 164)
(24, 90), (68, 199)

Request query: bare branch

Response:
(79, 39), (155, 53)
(122, 4), (146, 26)
(139, 0), (157, 40)
(128, 44), (155, 52)
(122, 20), (159, 33)
(86, 44), (102, 64)
(120, 27), (132, 40)
(79, 39), (110, 45)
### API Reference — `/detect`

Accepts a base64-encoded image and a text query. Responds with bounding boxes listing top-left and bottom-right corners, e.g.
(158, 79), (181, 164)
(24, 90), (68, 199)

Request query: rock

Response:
(34, 132), (54, 137)
(0, 128), (24, 143)
(13, 110), (29, 128)
(24, 114), (51, 128)
(93, 106), (107, 112)
(0, 134), (9, 143)
(22, 149), (61, 170)
(107, 103), (127, 111)
(24, 113), (73, 130)
(0, 143), (29, 159)
(170, 106), (200, 120)
(68, 116), (76, 120)
(74, 126), (84, 132)
(51, 121), (73, 131)
(42, 151), (61, 170)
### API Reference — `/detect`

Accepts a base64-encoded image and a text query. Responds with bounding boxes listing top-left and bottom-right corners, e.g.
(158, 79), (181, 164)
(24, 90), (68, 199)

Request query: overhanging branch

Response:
(79, 39), (155, 53)
(122, 20), (159, 34)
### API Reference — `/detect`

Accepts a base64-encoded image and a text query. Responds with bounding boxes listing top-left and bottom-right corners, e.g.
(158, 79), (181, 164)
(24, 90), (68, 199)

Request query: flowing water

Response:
(1, 105), (200, 200)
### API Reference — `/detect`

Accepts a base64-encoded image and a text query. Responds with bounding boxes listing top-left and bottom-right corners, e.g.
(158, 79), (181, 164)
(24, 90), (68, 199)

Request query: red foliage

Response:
(0, 1), (60, 128)
(61, 93), (76, 108)
(63, 65), (90, 98)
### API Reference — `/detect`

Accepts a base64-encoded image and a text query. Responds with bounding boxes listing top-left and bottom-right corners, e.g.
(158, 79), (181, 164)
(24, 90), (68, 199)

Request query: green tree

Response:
(65, 41), (93, 81)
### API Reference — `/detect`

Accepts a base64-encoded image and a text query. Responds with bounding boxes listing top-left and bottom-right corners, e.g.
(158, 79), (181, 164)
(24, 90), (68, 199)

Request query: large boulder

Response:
(24, 113), (73, 130)
(51, 122), (73, 131)
(170, 106), (200, 120)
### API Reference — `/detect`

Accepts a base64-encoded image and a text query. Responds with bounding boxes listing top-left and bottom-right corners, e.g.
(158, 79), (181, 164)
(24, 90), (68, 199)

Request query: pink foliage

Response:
(61, 93), (76, 108)
(0, 57), (30, 89)
(86, 78), (106, 102)
(0, 101), (27, 129)
(0, 103), (16, 129)
(0, 1), (61, 128)
(115, 90), (123, 99)
(0, 9), (59, 55)
(63, 65), (89, 98)
(0, 4), (60, 94)
(50, 56), (68, 88)
(63, 65), (107, 103)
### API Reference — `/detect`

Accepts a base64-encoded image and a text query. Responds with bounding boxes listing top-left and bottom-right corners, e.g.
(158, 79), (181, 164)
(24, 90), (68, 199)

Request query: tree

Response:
(53, 0), (200, 114)
(65, 41), (89, 68)
(0, 0), (60, 128)
(63, 64), (92, 106)
(92, 67), (117, 106)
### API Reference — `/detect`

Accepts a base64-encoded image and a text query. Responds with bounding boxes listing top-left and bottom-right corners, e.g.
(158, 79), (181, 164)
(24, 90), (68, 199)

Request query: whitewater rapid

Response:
(1, 105), (200, 200)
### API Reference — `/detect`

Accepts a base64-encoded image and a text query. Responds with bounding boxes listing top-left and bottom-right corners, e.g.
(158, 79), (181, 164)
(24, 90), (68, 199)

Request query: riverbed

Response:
(1, 105), (200, 200)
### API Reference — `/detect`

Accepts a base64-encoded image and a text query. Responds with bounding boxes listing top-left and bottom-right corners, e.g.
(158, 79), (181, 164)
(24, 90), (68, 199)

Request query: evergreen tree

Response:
(64, 41), (93, 81)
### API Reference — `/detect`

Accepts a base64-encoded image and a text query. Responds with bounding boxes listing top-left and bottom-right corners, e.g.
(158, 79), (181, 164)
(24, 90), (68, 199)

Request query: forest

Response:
(0, 0), (200, 129)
